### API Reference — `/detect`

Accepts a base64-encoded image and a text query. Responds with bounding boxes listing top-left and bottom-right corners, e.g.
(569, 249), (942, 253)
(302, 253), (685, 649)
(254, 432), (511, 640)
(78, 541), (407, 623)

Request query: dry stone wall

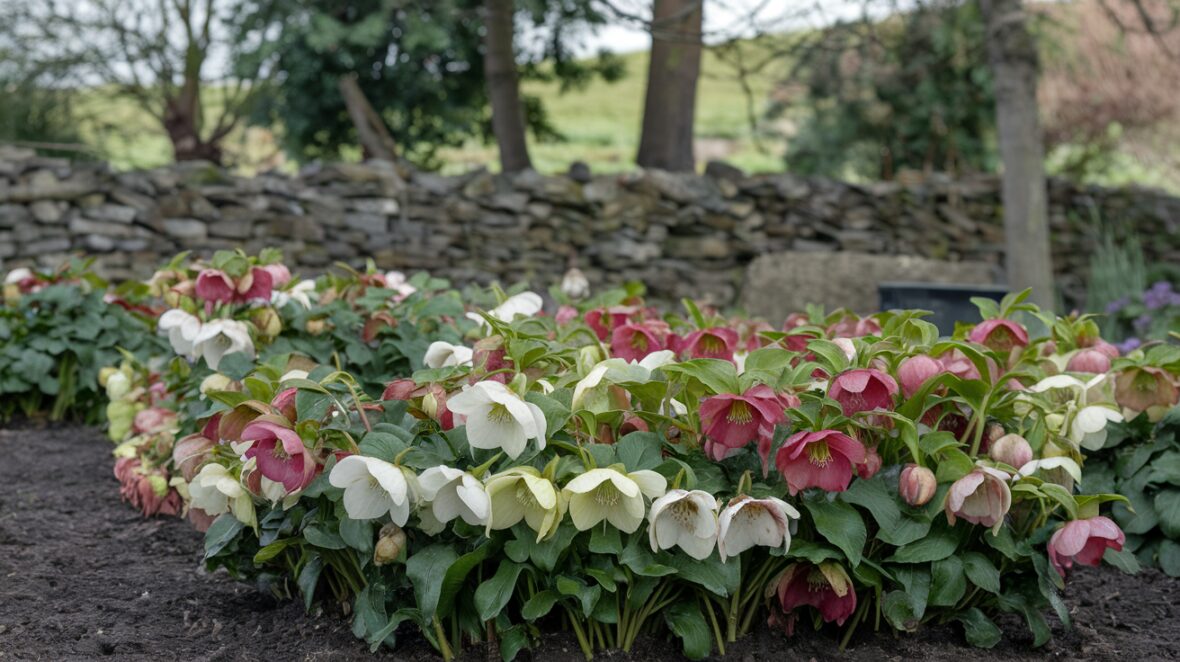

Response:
(2, 146), (1178, 309)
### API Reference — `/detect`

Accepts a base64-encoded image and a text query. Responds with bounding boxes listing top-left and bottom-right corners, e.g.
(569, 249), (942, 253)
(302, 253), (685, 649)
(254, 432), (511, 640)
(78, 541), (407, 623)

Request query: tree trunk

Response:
(636, 0), (703, 172)
(339, 74), (399, 162)
(980, 0), (1055, 310)
(484, 0), (532, 172)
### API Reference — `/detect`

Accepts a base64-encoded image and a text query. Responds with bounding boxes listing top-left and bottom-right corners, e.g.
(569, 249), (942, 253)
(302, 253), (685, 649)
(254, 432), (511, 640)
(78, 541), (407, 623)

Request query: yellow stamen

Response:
(807, 442), (832, 467)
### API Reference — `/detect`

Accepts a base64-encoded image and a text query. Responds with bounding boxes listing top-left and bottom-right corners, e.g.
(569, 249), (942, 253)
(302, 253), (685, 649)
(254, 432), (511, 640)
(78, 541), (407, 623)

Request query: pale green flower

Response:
(562, 466), (666, 533)
(485, 467), (563, 541)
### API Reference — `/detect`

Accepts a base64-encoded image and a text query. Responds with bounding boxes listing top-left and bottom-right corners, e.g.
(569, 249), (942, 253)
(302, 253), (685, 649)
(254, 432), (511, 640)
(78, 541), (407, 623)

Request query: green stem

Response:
(432, 617), (455, 661)
(565, 607), (593, 660)
(703, 594), (726, 656)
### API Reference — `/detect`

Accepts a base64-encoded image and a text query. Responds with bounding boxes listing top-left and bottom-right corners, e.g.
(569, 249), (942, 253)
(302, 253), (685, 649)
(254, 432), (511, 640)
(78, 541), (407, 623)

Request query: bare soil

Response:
(1, 423), (1177, 661)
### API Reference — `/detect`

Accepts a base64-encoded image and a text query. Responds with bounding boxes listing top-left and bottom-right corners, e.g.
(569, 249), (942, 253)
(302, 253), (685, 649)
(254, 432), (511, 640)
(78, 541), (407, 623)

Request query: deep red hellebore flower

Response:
(699, 385), (789, 465)
(585, 306), (637, 340)
(775, 429), (866, 495)
(774, 562), (858, 630)
(610, 321), (669, 362)
(675, 327), (739, 362)
(828, 368), (899, 416)
(242, 421), (317, 493)
(1048, 516), (1125, 576)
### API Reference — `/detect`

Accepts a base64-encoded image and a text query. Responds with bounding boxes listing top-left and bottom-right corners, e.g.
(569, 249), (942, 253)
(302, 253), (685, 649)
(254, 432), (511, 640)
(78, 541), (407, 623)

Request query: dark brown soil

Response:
(1, 423), (1178, 661)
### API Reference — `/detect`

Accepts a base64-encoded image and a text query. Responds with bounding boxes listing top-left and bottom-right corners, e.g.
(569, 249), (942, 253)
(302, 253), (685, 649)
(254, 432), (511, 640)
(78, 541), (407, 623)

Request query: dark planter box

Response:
(878, 282), (1008, 336)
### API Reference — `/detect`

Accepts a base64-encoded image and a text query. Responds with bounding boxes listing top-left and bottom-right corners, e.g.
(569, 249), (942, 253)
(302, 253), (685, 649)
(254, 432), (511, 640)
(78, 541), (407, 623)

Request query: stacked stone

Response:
(2, 144), (1178, 308)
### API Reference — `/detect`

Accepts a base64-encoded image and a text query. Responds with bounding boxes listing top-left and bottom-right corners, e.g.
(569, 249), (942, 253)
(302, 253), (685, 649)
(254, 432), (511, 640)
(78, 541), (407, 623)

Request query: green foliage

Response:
(1082, 407), (1180, 576)
(782, 2), (995, 179)
(0, 271), (164, 422)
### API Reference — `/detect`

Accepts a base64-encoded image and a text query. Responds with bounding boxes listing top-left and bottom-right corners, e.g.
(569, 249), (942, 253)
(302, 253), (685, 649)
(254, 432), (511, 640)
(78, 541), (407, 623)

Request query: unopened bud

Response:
(990, 433), (1033, 469)
(374, 523), (406, 566)
(899, 464), (937, 506)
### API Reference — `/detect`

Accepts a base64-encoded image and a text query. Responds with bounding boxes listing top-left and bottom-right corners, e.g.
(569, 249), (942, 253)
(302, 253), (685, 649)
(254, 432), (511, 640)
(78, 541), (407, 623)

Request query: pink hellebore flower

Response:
(857, 445), (882, 479)
(938, 349), (982, 381)
(271, 387), (298, 422)
(675, 327), (739, 362)
(699, 385), (789, 466)
(235, 267), (274, 302)
(195, 269), (236, 303)
(1048, 516), (1125, 577)
(828, 368), (899, 417)
(945, 466), (1012, 533)
(775, 429), (866, 495)
(260, 263), (292, 288)
(897, 355), (945, 398)
(899, 464), (937, 506)
(1067, 349), (1111, 374)
(555, 305), (578, 326)
(242, 421), (317, 493)
(774, 562), (858, 629)
(968, 319), (1030, 352)
(827, 316), (880, 339)
(610, 321), (669, 363)
(133, 407), (177, 435)
(585, 306), (637, 340)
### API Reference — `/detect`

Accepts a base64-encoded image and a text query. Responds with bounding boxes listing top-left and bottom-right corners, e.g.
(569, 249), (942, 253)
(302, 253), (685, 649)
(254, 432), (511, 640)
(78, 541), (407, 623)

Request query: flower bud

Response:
(989, 433), (1033, 469)
(577, 344), (605, 375)
(1066, 349), (1111, 374)
(897, 355), (943, 397)
(106, 371), (131, 401)
(200, 373), (234, 395)
(305, 318), (327, 335)
(374, 523), (406, 566)
(899, 464), (936, 506)
(252, 307), (283, 338)
(561, 267), (590, 300)
(382, 378), (418, 401)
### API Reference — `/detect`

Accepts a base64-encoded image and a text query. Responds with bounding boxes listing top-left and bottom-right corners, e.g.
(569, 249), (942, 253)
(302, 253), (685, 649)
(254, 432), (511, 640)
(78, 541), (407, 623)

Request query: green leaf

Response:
(664, 552), (741, 597)
(1154, 489), (1180, 537)
(1157, 540), (1180, 577)
(929, 556), (967, 607)
(253, 538), (296, 564)
(805, 496), (867, 566)
(663, 601), (712, 660)
(406, 544), (459, 619)
(203, 514), (245, 558)
(936, 448), (975, 483)
(887, 523), (962, 563)
(962, 552), (1001, 593)
(297, 553), (323, 611)
(957, 607), (1002, 648)
(616, 431), (665, 471)
(302, 524), (346, 550)
(217, 351), (255, 380)
(437, 543), (493, 616)
(474, 562), (524, 622)
(841, 475), (900, 531)
(806, 339), (850, 375)
(1104, 547), (1143, 575)
(526, 391), (571, 436)
(521, 590), (562, 620)
(662, 359), (740, 395)
(499, 624), (530, 662)
(339, 518), (373, 555)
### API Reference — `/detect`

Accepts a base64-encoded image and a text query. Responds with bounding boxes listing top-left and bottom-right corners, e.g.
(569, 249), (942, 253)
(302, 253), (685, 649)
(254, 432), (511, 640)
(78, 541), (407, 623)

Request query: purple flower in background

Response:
(1134, 313), (1153, 332)
(1117, 337), (1142, 354)
(1143, 281), (1179, 311)
(1105, 297), (1130, 315)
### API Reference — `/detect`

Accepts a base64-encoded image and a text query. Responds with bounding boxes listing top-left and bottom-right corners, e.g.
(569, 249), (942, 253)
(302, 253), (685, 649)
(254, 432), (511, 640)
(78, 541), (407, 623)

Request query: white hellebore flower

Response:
(418, 465), (491, 526)
(1015, 457), (1083, 483)
(447, 381), (547, 460)
(272, 280), (317, 309)
(563, 467), (667, 533)
(423, 341), (474, 369)
(158, 309), (203, 359)
(4, 267), (32, 284)
(385, 271), (418, 300)
(1071, 405), (1124, 451)
(648, 489), (720, 560)
(467, 291), (544, 327)
(717, 495), (801, 562)
(329, 455), (415, 525)
(192, 319), (254, 371)
(560, 268), (590, 300)
(189, 463), (255, 525)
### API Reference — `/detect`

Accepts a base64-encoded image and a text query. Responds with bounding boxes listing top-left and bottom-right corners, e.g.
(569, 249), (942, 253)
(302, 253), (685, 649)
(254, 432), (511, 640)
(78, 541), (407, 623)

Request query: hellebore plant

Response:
(89, 268), (1171, 662)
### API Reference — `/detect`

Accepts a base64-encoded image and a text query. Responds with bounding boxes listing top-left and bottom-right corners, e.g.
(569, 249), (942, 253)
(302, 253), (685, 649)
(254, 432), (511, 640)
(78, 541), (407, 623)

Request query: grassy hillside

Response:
(71, 42), (792, 176)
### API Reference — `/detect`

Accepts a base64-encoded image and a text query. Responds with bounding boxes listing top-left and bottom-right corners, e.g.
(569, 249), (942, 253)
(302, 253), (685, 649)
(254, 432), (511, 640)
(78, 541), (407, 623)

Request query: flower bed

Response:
(5, 252), (1180, 660)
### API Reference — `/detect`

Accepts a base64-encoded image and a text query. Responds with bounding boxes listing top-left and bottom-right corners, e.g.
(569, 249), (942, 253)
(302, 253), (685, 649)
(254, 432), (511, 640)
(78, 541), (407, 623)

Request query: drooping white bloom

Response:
(560, 268), (590, 300)
(1015, 457), (1083, 483)
(272, 280), (317, 309)
(158, 309), (203, 359)
(648, 489), (720, 560)
(562, 467), (667, 533)
(717, 495), (801, 562)
(189, 463), (254, 526)
(328, 455), (414, 525)
(448, 381), (547, 459)
(192, 319), (255, 371)
(466, 291), (544, 327)
(4, 267), (32, 284)
(484, 467), (562, 540)
(423, 341), (474, 369)
(418, 465), (490, 526)
(385, 271), (417, 300)
(1070, 406), (1124, 450)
